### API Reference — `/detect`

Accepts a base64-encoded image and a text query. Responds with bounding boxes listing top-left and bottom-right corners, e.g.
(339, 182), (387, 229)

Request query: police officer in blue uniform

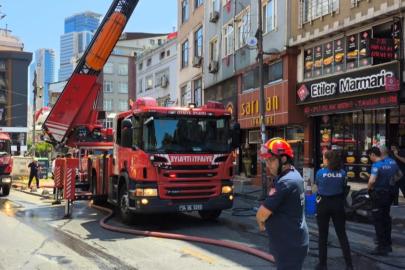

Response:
(314, 150), (353, 270)
(256, 138), (309, 270)
(367, 147), (393, 255)
(380, 146), (403, 207)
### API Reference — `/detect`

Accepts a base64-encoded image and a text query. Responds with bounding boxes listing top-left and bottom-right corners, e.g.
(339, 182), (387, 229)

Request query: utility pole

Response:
(32, 71), (37, 157)
(257, 0), (267, 200)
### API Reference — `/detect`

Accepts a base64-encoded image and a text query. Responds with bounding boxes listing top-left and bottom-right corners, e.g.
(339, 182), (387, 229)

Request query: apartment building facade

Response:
(290, 0), (404, 183)
(136, 37), (178, 107)
(177, 0), (205, 107)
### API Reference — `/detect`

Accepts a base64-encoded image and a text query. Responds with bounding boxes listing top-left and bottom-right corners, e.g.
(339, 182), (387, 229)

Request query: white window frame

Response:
(222, 23), (234, 57)
(103, 81), (114, 92)
(182, 0), (189, 23)
(146, 75), (153, 90)
(236, 8), (250, 50)
(118, 63), (128, 75)
(210, 0), (219, 12)
(103, 99), (113, 111)
(138, 79), (143, 93)
(209, 37), (218, 61)
(103, 62), (113, 74)
(155, 69), (169, 87)
(262, 0), (276, 34)
(119, 100), (128, 112)
(301, 0), (339, 24)
(104, 118), (113, 128)
(119, 81), (128, 93)
(181, 40), (189, 68)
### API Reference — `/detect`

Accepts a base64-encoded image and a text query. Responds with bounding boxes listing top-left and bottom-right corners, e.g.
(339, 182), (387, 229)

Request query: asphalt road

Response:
(1, 190), (405, 270)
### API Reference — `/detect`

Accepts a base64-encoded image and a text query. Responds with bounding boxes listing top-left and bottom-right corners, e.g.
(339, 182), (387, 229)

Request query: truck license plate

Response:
(179, 204), (203, 212)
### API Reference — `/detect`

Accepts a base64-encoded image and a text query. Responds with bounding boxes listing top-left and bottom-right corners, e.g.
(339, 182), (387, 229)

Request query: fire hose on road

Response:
(91, 204), (275, 264)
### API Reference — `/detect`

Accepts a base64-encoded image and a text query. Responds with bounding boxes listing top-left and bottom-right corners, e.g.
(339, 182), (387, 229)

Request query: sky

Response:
(0, 0), (177, 71)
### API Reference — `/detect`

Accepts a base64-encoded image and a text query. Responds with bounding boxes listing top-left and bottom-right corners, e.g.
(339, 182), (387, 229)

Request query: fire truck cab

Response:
(0, 133), (13, 196)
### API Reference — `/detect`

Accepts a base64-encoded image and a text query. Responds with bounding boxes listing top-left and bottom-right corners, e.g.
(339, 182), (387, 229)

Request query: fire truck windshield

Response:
(142, 116), (231, 153)
(0, 139), (11, 155)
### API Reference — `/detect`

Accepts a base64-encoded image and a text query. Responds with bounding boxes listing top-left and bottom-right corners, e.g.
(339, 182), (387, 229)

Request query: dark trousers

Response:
(316, 195), (352, 266)
(28, 173), (40, 188)
(392, 179), (405, 205)
(371, 191), (392, 250)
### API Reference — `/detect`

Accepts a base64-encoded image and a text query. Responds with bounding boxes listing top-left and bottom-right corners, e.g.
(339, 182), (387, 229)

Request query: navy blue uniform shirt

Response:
(28, 162), (39, 176)
(262, 168), (309, 261)
(383, 157), (399, 187)
(315, 167), (346, 196)
(371, 160), (391, 192)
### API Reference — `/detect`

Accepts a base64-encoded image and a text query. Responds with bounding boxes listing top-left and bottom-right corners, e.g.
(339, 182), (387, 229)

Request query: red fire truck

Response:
(42, 0), (239, 224)
(0, 133), (13, 196)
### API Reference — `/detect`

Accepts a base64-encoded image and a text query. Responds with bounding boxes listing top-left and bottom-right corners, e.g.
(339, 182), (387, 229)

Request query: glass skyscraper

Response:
(59, 11), (101, 81)
(29, 49), (55, 108)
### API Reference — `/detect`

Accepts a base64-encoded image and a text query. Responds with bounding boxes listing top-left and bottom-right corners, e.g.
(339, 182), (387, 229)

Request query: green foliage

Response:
(27, 140), (52, 157)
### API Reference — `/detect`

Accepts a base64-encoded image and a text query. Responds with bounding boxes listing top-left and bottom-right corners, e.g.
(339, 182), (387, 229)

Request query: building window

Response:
(155, 69), (169, 87)
(146, 75), (153, 90)
(263, 0), (275, 34)
(237, 10), (250, 49)
(160, 51), (165, 60)
(138, 63), (143, 70)
(194, 78), (202, 106)
(223, 24), (234, 57)
(268, 61), (283, 83)
(195, 0), (203, 9)
(119, 82), (128, 93)
(302, 0), (338, 24)
(167, 50), (171, 57)
(138, 79), (143, 93)
(104, 118), (113, 128)
(182, 0), (189, 23)
(103, 62), (113, 74)
(118, 63), (128, 75)
(210, 0), (219, 12)
(181, 85), (189, 106)
(195, 27), (203, 57)
(103, 81), (114, 92)
(209, 38), (218, 61)
(103, 99), (113, 111)
(149, 39), (155, 45)
(182, 40), (189, 68)
(119, 100), (128, 112)
(147, 58), (152, 66)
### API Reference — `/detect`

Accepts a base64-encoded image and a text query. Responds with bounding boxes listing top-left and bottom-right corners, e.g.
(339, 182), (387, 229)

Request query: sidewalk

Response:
(233, 175), (405, 226)
(11, 178), (56, 199)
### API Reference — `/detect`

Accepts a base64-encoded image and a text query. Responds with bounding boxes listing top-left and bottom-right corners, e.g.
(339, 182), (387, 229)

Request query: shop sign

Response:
(250, 116), (275, 126)
(385, 77), (397, 91)
(296, 62), (400, 105)
(241, 96), (279, 115)
(392, 17), (402, 60)
(303, 92), (398, 116)
(366, 38), (395, 59)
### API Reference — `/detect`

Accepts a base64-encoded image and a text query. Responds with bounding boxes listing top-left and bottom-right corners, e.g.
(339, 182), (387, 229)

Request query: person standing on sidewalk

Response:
(390, 143), (405, 207)
(313, 150), (353, 270)
(256, 138), (309, 270)
(367, 147), (392, 255)
(380, 146), (403, 207)
(27, 158), (41, 188)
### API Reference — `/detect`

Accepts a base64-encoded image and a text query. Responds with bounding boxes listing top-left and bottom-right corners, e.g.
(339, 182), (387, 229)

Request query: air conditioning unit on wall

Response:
(161, 75), (168, 88)
(192, 56), (202, 67)
(209, 11), (219, 23)
(249, 130), (261, 144)
(208, 61), (219, 73)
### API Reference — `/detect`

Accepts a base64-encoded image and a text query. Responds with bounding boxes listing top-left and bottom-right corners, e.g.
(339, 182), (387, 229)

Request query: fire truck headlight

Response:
(143, 188), (158, 197)
(2, 178), (11, 183)
(135, 189), (144, 196)
(222, 186), (233, 194)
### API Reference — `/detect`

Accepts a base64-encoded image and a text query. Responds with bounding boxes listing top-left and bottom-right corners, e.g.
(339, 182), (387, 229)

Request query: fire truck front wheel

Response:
(198, 210), (222, 221)
(1, 186), (10, 196)
(119, 184), (136, 225)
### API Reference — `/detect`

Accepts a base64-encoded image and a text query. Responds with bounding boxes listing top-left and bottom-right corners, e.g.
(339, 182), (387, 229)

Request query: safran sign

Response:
(296, 62), (400, 104)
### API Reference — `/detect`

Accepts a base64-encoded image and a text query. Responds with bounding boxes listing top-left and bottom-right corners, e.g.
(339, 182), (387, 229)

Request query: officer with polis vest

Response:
(314, 150), (353, 270)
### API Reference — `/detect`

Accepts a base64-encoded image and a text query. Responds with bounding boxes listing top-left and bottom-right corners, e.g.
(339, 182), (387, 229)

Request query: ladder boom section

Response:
(42, 0), (139, 146)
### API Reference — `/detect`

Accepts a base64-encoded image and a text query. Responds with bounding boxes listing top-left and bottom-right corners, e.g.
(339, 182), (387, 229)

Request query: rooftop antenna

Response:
(0, 5), (7, 33)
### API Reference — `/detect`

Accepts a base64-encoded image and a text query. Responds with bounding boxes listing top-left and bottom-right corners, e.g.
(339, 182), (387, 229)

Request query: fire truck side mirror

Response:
(231, 122), (240, 150)
(121, 119), (133, 148)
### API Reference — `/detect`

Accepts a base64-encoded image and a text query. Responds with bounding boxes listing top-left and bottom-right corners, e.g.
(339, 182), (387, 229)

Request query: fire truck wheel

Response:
(198, 210), (222, 221)
(119, 184), (136, 225)
(2, 186), (10, 196)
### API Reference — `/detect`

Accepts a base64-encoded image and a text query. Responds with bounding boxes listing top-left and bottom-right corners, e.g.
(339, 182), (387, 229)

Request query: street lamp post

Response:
(257, 0), (280, 200)
(32, 83), (43, 158)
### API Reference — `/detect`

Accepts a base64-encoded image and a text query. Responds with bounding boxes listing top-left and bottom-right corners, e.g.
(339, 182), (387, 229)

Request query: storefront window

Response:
(286, 126), (304, 175)
(317, 110), (388, 183)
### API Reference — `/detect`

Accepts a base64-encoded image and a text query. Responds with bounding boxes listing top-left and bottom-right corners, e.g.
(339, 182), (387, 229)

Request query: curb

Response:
(12, 187), (55, 200)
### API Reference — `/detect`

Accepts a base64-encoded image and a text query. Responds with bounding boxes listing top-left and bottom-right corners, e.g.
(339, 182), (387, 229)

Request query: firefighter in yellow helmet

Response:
(256, 138), (309, 270)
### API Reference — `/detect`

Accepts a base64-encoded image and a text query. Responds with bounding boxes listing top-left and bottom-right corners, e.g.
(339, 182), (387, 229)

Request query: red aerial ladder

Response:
(42, 0), (139, 147)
